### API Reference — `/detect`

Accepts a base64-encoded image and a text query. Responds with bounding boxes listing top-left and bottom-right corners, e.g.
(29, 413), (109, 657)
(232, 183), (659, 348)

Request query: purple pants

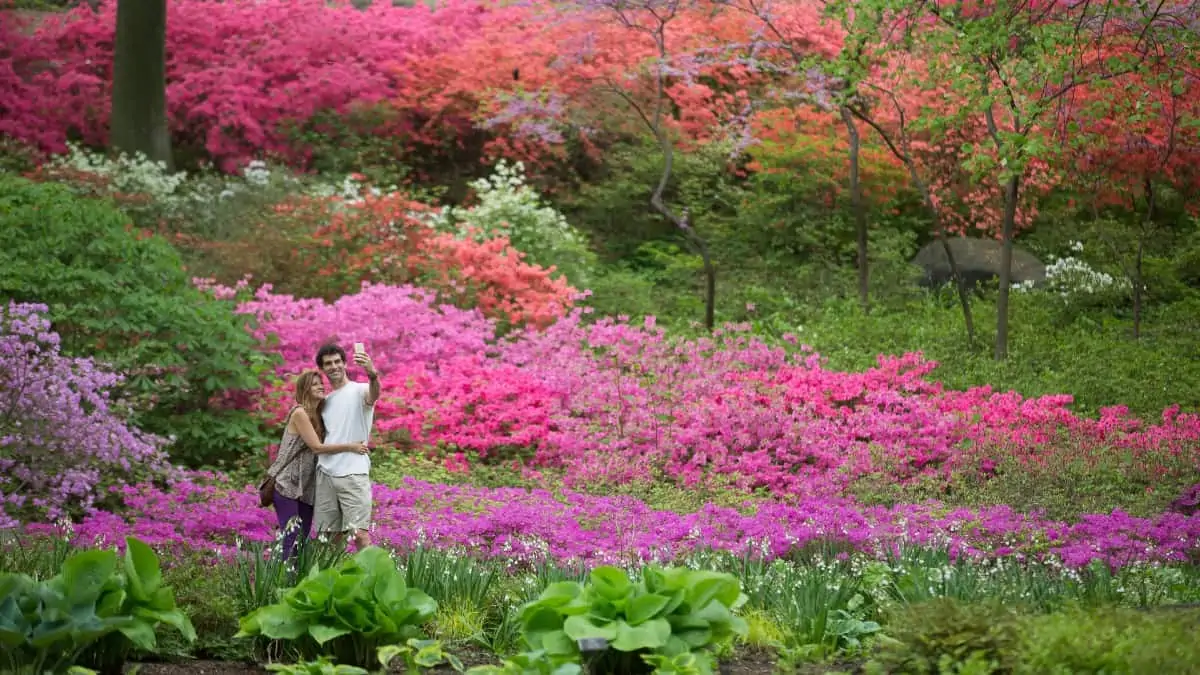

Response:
(272, 492), (313, 560)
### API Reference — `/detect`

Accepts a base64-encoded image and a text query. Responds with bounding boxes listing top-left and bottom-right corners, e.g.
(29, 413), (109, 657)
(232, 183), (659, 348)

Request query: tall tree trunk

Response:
(994, 174), (1020, 360)
(1134, 176), (1155, 339)
(840, 106), (870, 313)
(110, 0), (172, 169)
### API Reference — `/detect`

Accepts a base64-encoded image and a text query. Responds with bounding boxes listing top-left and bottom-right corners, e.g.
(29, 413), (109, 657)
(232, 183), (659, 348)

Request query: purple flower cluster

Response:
(57, 475), (1200, 570)
(0, 302), (171, 526)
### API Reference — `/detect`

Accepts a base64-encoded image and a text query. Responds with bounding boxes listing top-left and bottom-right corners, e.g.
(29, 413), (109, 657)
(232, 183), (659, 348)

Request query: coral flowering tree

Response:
(845, 0), (1185, 359)
(448, 0), (835, 330)
(1056, 35), (1200, 336)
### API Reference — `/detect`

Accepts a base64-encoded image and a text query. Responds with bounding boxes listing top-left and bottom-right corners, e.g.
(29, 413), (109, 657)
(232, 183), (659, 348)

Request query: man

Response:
(313, 342), (380, 549)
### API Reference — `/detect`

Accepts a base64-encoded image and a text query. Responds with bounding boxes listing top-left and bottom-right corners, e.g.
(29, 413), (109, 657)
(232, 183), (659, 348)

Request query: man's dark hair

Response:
(315, 343), (346, 368)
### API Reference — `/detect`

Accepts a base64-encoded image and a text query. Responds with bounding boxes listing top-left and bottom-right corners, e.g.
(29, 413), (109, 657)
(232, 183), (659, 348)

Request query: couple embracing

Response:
(265, 343), (381, 558)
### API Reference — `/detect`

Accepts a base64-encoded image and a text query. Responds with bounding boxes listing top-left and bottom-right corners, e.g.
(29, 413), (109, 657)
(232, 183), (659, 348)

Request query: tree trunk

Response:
(1134, 176), (1155, 340)
(840, 106), (870, 313)
(110, 0), (172, 169)
(994, 174), (1020, 360)
(903, 159), (976, 345)
(696, 234), (716, 332)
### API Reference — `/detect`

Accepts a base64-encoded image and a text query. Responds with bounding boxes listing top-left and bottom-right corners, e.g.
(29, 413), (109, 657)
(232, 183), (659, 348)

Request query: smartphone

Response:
(353, 342), (365, 355)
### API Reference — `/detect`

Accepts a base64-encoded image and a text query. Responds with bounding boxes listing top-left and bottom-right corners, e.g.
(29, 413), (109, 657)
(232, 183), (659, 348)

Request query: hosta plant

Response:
(0, 537), (193, 675)
(77, 538), (197, 674)
(466, 650), (583, 675)
(236, 547), (438, 668)
(518, 565), (749, 675)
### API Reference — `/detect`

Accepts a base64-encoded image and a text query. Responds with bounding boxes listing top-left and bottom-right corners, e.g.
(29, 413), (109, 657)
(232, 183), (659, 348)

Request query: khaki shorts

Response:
(314, 470), (372, 534)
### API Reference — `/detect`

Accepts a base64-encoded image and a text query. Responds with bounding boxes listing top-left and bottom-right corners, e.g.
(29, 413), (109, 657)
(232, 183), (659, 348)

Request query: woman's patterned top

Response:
(268, 406), (318, 505)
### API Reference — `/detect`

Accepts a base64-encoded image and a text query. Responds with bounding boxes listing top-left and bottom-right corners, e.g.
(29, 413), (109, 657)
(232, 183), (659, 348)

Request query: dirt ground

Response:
(128, 649), (862, 674)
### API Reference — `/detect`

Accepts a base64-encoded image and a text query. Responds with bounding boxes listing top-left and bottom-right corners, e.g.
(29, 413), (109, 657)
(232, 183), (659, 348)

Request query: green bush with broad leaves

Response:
(0, 536), (195, 675)
(518, 565), (749, 675)
(236, 547), (438, 668)
(0, 174), (277, 468)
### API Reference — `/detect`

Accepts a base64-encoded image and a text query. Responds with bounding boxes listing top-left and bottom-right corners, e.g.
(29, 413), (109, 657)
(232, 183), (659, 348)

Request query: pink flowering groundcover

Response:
(38, 476), (1200, 571)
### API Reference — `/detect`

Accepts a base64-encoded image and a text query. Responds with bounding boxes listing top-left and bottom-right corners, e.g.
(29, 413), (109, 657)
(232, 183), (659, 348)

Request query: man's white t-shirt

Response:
(318, 380), (374, 477)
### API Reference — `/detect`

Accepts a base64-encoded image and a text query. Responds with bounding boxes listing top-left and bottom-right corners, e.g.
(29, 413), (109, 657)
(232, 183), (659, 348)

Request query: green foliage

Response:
(282, 103), (419, 190)
(518, 565), (749, 675)
(1014, 606), (1200, 674)
(800, 293), (1200, 418)
(267, 655), (369, 675)
(76, 538), (198, 674)
(377, 637), (463, 672)
(866, 599), (1021, 675)
(236, 547), (438, 668)
(466, 650), (582, 675)
(0, 174), (277, 467)
(0, 536), (194, 675)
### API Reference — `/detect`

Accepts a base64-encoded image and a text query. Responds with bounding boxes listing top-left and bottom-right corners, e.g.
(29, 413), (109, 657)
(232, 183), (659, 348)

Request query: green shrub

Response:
(866, 599), (1021, 674)
(1015, 605), (1200, 674)
(0, 175), (276, 467)
(236, 546), (438, 668)
(518, 565), (749, 675)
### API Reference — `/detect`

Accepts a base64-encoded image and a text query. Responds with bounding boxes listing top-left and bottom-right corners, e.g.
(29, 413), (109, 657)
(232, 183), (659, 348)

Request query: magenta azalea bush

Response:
(0, 0), (516, 171)
(55, 476), (1200, 570)
(226, 282), (1200, 498)
(0, 303), (171, 526)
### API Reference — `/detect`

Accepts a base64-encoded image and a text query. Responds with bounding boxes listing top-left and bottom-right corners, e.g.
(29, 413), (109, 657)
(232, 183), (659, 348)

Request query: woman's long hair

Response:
(294, 370), (326, 440)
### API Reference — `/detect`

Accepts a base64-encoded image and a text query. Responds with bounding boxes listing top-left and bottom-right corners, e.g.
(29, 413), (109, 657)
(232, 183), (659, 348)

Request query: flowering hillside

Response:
(227, 283), (1200, 500)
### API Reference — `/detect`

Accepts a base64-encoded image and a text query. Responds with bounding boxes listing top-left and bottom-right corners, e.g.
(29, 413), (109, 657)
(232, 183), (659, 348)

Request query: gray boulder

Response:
(912, 237), (1046, 289)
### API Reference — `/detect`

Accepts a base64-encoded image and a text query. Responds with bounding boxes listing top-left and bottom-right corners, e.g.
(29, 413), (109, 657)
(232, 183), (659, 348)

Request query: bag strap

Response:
(269, 406), (306, 477)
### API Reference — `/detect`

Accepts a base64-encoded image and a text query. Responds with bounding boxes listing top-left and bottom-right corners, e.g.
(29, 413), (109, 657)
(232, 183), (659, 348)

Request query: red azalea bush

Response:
(219, 282), (1200, 503)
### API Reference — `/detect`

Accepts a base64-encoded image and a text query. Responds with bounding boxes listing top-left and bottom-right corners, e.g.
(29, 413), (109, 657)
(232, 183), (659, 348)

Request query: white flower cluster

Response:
(435, 160), (595, 282)
(48, 142), (189, 205)
(1013, 240), (1130, 298)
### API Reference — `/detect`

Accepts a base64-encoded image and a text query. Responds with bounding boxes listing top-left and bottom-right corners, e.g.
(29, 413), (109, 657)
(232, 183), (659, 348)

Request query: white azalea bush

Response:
(435, 160), (597, 285)
(1014, 241), (1130, 301)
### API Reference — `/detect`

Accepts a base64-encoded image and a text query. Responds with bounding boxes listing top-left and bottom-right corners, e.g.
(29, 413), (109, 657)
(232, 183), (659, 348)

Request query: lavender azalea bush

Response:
(0, 302), (170, 527)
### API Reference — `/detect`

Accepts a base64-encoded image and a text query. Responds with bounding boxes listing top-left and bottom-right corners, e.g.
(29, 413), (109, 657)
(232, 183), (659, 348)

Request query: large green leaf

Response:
(122, 537), (162, 603)
(624, 593), (671, 625)
(522, 606), (565, 648)
(588, 567), (632, 602)
(563, 614), (618, 641)
(610, 617), (671, 651)
(135, 607), (197, 643)
(60, 550), (118, 606)
(118, 620), (158, 651)
(239, 604), (306, 640)
(686, 574), (739, 610)
(536, 581), (583, 607)
(308, 622), (352, 645)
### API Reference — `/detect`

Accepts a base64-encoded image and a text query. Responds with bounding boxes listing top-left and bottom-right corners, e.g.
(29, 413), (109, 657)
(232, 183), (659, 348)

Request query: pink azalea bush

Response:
(56, 476), (1200, 569)
(0, 0), (520, 171)
(0, 303), (171, 526)
(227, 282), (1200, 498)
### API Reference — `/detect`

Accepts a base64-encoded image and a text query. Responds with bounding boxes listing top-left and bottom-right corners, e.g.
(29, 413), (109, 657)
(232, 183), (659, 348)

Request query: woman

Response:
(267, 370), (369, 559)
